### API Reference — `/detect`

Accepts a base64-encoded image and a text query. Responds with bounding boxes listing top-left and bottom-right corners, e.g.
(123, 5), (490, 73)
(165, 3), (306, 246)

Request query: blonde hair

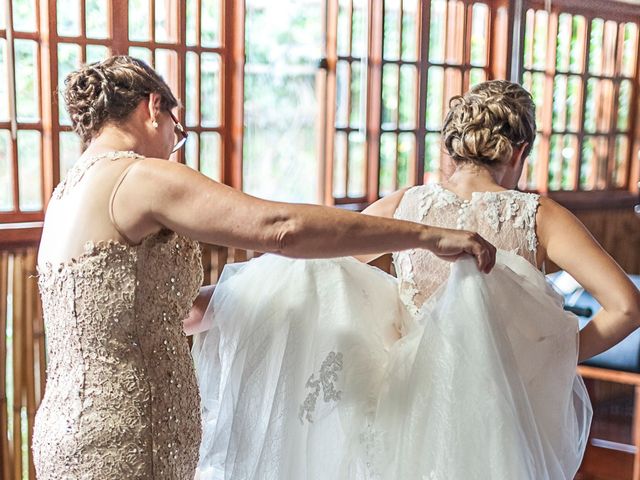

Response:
(442, 80), (536, 166)
(63, 55), (178, 144)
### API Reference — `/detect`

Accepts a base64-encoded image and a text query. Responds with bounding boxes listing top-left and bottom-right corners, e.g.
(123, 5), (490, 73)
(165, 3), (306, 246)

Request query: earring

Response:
(151, 120), (159, 128)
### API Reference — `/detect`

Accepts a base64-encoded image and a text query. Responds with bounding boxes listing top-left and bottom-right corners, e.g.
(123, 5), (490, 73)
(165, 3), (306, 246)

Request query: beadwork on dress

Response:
(299, 351), (344, 424)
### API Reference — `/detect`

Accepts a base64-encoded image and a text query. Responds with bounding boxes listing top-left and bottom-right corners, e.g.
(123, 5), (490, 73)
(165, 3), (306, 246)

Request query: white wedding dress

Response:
(192, 184), (592, 480)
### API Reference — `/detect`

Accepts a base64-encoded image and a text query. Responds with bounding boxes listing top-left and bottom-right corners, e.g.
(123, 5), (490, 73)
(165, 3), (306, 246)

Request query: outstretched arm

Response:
(537, 197), (640, 362)
(113, 159), (496, 272)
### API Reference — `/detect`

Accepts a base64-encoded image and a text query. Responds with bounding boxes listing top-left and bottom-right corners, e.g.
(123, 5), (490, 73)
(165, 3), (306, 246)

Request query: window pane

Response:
(155, 49), (179, 94)
(426, 67), (444, 131)
(12, 0), (37, 32)
(337, 0), (350, 57)
(333, 131), (347, 198)
(523, 9), (535, 70)
(524, 135), (540, 190)
(584, 78), (613, 134)
(17, 130), (42, 211)
(621, 23), (638, 78)
(86, 44), (110, 63)
(424, 132), (441, 180)
(548, 134), (563, 190)
(187, 0), (198, 46)
(399, 64), (416, 129)
(561, 135), (578, 190)
(0, 130), (13, 211)
(129, 0), (151, 41)
(347, 132), (365, 197)
(580, 136), (607, 190)
(443, 68), (462, 111)
(445, 1), (465, 65)
(185, 132), (199, 170)
(335, 61), (349, 128)
(201, 52), (220, 127)
(588, 18), (604, 75)
(602, 20), (617, 77)
(469, 68), (485, 88)
(532, 10), (548, 70)
(0, 40), (9, 121)
(383, 0), (401, 60)
(185, 52), (199, 127)
(0, 3), (5, 29)
(58, 43), (82, 125)
(470, 3), (488, 67)
(569, 16), (586, 74)
(351, 0), (366, 58)
(566, 76), (582, 132)
(129, 46), (152, 65)
(612, 135), (628, 188)
(57, 0), (81, 36)
(350, 61), (363, 127)
(243, 0), (322, 202)
(618, 79), (632, 132)
(379, 132), (396, 196)
(59, 131), (82, 179)
(552, 76), (568, 132)
(525, 71), (545, 128)
(155, 0), (178, 43)
(15, 39), (39, 122)
(429, 1), (446, 64)
(401, 0), (418, 62)
(556, 14), (572, 72)
(86, 0), (109, 39)
(201, 0), (221, 47)
(382, 64), (399, 128)
(200, 132), (220, 181)
(397, 132), (414, 188)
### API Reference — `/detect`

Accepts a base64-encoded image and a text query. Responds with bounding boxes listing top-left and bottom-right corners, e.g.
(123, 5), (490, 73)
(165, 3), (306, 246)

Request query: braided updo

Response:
(63, 55), (178, 144)
(442, 80), (536, 166)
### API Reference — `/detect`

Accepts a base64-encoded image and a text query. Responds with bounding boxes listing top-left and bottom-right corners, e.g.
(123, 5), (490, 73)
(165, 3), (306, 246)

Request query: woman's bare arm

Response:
(112, 159), (496, 271)
(537, 197), (640, 362)
(183, 285), (215, 336)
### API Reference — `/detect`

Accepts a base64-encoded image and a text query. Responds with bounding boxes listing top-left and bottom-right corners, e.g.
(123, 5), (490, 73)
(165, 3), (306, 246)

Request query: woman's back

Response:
(33, 151), (204, 479)
(393, 183), (540, 314)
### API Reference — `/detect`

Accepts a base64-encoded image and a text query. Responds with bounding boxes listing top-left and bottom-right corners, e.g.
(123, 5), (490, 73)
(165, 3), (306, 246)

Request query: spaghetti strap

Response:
(109, 160), (141, 245)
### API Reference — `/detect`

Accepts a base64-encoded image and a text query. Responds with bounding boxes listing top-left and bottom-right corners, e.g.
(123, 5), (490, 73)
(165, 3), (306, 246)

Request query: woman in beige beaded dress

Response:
(32, 55), (496, 479)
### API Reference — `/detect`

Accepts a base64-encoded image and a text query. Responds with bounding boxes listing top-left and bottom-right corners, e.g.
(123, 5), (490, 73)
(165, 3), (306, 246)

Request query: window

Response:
(522, 0), (640, 193)
(1, 0), (45, 223)
(324, 0), (509, 208)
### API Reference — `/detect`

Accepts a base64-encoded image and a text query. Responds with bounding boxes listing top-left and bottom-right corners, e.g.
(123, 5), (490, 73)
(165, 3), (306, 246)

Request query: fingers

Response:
(467, 232), (496, 273)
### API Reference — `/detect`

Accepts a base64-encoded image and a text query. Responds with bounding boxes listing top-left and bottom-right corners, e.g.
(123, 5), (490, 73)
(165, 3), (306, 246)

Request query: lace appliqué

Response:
(299, 351), (343, 424)
(359, 422), (384, 479)
(52, 150), (143, 200)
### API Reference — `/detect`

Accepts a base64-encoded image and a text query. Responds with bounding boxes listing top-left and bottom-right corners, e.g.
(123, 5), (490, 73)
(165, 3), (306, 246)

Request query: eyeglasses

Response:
(168, 110), (188, 153)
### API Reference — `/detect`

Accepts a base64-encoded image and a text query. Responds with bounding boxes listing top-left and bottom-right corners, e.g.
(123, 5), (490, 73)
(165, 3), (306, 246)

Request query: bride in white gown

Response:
(191, 81), (640, 479)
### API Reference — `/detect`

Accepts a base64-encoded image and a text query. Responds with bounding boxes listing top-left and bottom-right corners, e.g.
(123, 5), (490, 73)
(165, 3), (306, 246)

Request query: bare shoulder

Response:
(362, 187), (411, 218)
(535, 195), (582, 237)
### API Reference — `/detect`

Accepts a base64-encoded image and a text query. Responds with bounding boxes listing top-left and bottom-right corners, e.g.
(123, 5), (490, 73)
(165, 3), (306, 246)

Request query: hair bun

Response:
(442, 80), (536, 166)
(62, 55), (178, 145)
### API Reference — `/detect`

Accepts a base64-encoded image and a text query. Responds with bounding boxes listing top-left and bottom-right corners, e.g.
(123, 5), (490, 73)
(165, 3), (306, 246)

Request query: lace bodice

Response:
(393, 183), (540, 316)
(33, 152), (204, 479)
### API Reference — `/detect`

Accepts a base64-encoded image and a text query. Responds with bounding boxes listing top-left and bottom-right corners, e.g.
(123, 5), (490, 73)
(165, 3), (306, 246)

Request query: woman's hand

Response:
(425, 228), (497, 273)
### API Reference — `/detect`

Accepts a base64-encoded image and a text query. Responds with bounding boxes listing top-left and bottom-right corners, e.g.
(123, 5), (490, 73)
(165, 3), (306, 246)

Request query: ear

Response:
(147, 93), (162, 123)
(510, 143), (528, 168)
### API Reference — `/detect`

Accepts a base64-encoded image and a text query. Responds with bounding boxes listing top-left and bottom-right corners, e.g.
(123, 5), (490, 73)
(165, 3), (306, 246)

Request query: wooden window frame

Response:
(520, 0), (640, 209)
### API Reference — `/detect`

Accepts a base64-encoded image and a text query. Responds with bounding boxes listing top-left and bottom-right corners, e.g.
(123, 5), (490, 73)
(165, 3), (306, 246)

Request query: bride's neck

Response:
(444, 163), (507, 193)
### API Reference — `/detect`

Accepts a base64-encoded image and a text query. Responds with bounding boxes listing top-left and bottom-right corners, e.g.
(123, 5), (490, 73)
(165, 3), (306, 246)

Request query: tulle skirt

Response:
(192, 251), (592, 480)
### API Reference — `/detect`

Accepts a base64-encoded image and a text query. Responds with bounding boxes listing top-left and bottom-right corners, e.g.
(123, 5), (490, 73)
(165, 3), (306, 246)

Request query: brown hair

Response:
(62, 55), (178, 144)
(442, 80), (536, 166)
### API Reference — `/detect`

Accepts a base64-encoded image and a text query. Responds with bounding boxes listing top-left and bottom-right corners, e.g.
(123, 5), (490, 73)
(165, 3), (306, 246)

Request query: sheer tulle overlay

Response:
(192, 251), (591, 480)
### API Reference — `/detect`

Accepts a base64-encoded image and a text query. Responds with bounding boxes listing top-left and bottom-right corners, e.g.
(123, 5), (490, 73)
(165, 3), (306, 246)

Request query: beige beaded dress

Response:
(32, 151), (204, 479)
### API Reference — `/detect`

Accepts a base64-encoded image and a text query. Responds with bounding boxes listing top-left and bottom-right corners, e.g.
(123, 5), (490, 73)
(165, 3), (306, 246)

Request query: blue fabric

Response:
(547, 273), (640, 373)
